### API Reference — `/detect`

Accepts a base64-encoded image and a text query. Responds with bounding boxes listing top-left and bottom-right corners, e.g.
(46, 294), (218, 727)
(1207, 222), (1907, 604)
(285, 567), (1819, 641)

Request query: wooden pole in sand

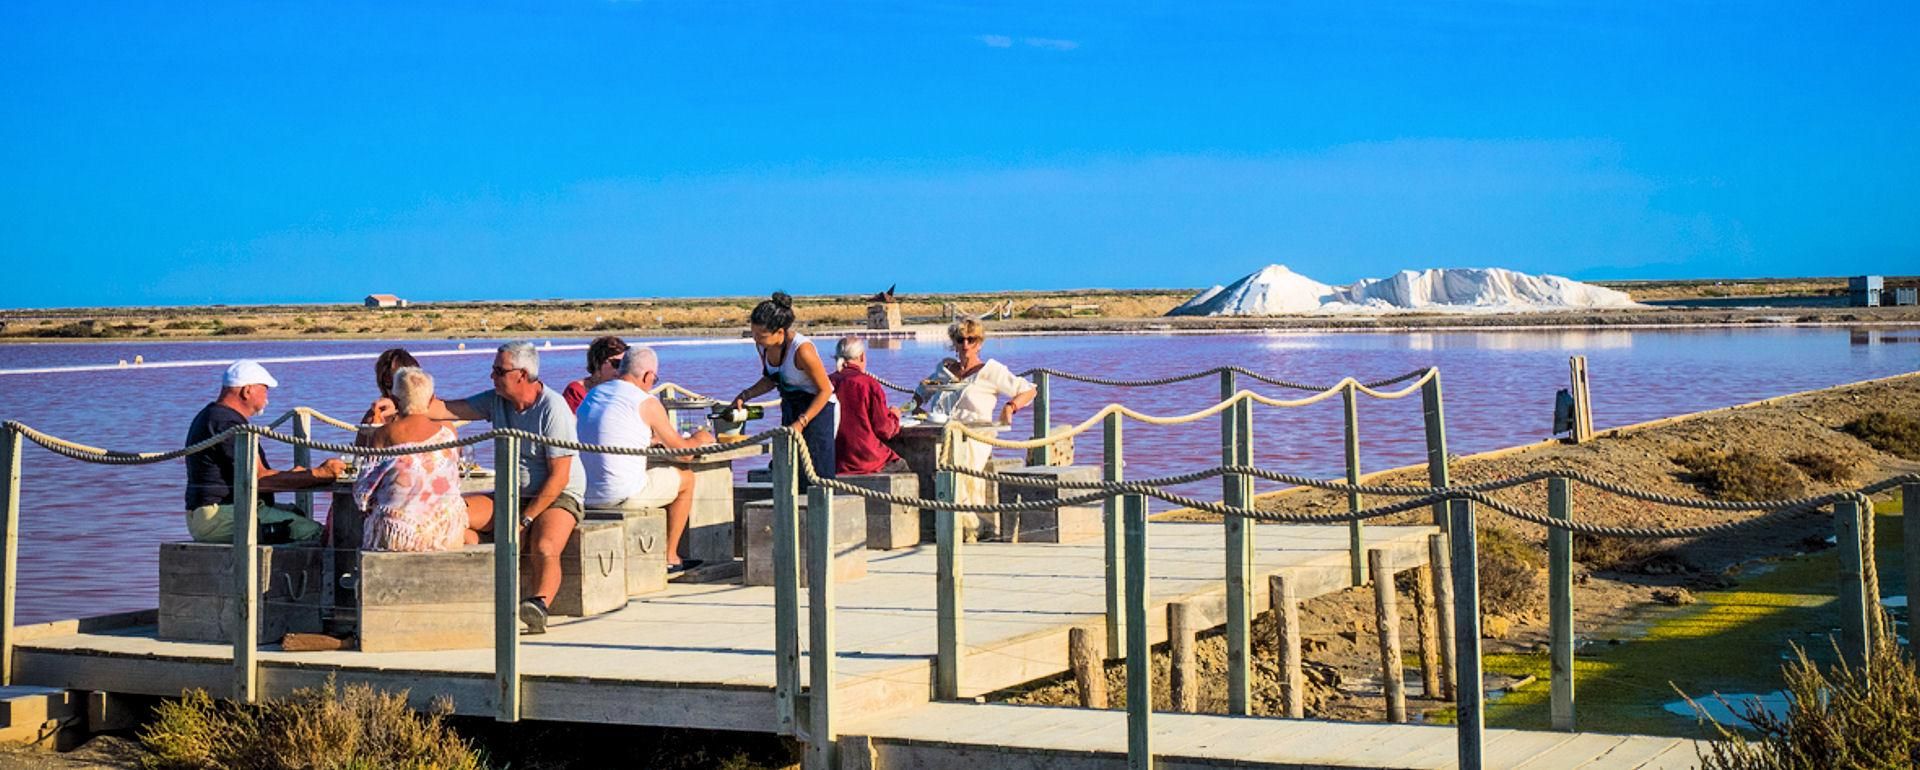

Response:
(1906, 483), (1920, 638)
(1430, 533), (1457, 700)
(1413, 552), (1442, 701)
(1070, 626), (1107, 708)
(1169, 601), (1197, 713)
(1371, 549), (1406, 722)
(1271, 573), (1305, 718)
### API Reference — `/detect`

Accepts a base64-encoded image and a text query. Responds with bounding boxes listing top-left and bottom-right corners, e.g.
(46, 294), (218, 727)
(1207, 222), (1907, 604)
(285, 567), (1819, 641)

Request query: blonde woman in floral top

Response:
(353, 367), (475, 552)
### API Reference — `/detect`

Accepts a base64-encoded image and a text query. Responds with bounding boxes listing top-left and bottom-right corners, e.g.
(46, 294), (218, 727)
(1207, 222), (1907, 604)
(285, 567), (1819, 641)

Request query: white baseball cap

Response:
(222, 360), (279, 388)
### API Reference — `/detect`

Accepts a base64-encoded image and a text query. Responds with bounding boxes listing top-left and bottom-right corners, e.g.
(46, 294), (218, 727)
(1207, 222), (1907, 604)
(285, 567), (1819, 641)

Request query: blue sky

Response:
(2, 2), (1914, 308)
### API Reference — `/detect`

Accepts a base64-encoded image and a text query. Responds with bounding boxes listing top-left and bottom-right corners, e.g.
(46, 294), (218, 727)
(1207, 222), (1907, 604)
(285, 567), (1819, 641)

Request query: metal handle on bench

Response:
(598, 553), (616, 577)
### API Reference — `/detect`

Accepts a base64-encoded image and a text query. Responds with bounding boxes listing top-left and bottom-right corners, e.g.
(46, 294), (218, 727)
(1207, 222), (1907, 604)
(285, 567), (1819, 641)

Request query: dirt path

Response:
(1002, 371), (1920, 726)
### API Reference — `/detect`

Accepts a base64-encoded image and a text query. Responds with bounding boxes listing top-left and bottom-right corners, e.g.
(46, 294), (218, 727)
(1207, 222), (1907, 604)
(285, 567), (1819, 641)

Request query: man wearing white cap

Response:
(182, 360), (345, 543)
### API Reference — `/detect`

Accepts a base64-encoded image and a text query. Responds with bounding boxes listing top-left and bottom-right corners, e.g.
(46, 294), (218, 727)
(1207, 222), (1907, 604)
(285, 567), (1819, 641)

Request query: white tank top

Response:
(575, 379), (655, 506)
(760, 333), (837, 403)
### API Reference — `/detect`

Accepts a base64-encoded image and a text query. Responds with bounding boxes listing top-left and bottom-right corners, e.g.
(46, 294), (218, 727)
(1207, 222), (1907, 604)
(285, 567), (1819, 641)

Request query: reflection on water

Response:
(0, 326), (1915, 623)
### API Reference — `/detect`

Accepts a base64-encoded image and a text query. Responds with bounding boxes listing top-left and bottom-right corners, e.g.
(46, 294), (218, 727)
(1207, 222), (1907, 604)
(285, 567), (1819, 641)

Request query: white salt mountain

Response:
(1167, 265), (1639, 316)
(1166, 265), (1337, 316)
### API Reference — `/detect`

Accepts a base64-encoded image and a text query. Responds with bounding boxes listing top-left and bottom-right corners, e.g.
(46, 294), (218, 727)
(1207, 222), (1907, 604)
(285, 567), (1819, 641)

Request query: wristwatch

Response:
(519, 514), (534, 529)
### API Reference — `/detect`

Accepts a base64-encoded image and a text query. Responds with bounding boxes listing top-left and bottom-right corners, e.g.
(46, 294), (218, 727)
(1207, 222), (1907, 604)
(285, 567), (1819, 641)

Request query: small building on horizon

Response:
(1848, 276), (1883, 307)
(364, 293), (408, 309)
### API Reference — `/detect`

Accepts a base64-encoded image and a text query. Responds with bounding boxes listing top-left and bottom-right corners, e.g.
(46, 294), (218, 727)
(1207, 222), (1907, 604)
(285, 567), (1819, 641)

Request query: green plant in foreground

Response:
(1684, 628), (1920, 770)
(139, 680), (484, 770)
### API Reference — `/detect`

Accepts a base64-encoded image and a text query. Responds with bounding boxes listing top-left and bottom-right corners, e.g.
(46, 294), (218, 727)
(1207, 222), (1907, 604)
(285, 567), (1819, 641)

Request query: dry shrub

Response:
(139, 680), (483, 770)
(1689, 626), (1920, 769)
(1477, 526), (1544, 618)
(1672, 448), (1806, 501)
(1786, 452), (1855, 485)
(1842, 411), (1920, 461)
(215, 324), (257, 336)
(1571, 533), (1686, 574)
(301, 326), (342, 335)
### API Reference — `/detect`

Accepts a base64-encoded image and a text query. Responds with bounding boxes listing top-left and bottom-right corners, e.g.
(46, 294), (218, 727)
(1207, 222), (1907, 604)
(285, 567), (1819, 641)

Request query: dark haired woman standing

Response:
(732, 292), (837, 485)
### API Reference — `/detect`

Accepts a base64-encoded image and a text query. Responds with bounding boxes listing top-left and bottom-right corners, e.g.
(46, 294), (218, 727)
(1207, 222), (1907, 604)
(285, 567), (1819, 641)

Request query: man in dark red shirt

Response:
(828, 336), (909, 476)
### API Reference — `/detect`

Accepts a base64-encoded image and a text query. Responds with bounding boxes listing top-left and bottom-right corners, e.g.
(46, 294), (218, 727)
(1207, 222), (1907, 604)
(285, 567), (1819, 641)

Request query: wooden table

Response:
(886, 423), (1008, 540)
(660, 442), (767, 565)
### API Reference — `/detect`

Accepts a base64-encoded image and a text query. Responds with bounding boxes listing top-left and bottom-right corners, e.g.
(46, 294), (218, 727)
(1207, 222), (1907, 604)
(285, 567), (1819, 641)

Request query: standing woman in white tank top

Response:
(732, 292), (838, 486)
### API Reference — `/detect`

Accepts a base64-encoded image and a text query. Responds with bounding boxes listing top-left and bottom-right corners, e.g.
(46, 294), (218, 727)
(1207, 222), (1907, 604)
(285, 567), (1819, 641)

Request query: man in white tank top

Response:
(576, 346), (714, 572)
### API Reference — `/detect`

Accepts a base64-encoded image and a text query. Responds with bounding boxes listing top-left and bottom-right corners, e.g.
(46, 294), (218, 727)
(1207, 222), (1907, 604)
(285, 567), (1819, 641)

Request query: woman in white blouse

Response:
(909, 318), (1036, 507)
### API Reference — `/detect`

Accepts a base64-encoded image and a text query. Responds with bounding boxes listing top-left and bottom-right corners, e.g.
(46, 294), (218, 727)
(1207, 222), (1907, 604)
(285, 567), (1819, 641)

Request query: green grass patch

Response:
(1440, 503), (1906, 738)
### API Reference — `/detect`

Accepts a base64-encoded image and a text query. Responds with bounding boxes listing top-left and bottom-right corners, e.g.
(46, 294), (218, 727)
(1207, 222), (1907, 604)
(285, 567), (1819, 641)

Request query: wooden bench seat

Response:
(157, 542), (324, 644)
(741, 495), (867, 587)
(583, 507), (668, 597)
(358, 546), (493, 652)
(519, 519), (627, 617)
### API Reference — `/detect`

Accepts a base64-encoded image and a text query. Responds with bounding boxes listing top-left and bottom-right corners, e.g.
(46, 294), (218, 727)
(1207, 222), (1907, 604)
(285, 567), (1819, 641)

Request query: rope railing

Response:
(1013, 365), (1433, 393)
(8, 411), (1907, 540)
(942, 370), (1439, 451)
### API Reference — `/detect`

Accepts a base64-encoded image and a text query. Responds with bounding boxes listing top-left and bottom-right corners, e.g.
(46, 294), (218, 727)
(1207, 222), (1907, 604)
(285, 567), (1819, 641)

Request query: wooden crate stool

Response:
(357, 546), (494, 652)
(963, 457), (1031, 542)
(519, 520), (627, 617)
(732, 481), (774, 557)
(836, 473), (920, 550)
(584, 507), (668, 597)
(742, 495), (867, 587)
(995, 465), (1103, 543)
(158, 542), (325, 644)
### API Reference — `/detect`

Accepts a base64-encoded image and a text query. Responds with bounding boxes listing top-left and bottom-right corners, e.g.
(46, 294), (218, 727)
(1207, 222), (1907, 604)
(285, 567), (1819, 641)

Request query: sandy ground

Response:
(1002, 372), (1920, 722)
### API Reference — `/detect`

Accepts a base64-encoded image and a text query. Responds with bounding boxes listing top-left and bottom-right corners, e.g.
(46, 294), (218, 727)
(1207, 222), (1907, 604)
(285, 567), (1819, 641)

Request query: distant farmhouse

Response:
(364, 293), (409, 309)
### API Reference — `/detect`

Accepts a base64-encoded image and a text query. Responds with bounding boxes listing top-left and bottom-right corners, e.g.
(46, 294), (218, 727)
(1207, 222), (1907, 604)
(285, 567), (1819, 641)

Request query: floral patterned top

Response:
(352, 426), (468, 552)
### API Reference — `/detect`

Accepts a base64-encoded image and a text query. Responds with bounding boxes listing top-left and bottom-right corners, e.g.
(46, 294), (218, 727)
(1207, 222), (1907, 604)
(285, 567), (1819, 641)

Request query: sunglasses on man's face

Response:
(491, 366), (520, 379)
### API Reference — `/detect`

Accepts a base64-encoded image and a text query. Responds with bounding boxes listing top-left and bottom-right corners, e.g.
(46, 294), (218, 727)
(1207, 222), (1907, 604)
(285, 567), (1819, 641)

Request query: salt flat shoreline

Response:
(2, 284), (1918, 344)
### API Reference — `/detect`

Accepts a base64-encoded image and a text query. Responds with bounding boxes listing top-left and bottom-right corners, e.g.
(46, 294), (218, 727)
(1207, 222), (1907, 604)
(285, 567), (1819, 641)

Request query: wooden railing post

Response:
(1344, 383), (1365, 587)
(1906, 483), (1920, 637)
(1028, 371), (1052, 466)
(805, 486), (838, 770)
(1548, 477), (1575, 731)
(771, 433), (802, 733)
(1222, 369), (1254, 714)
(1422, 371), (1451, 531)
(492, 434), (522, 722)
(1103, 412), (1125, 659)
(231, 431), (260, 703)
(1448, 499), (1483, 770)
(0, 426), (22, 687)
(935, 468), (964, 700)
(1122, 493), (1152, 770)
(1169, 601), (1197, 713)
(1836, 497), (1870, 667)
(291, 410), (314, 519)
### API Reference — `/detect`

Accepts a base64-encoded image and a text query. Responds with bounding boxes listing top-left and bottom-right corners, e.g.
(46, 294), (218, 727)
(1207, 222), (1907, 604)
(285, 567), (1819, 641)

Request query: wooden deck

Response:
(843, 703), (1705, 769)
(10, 522), (1432, 733)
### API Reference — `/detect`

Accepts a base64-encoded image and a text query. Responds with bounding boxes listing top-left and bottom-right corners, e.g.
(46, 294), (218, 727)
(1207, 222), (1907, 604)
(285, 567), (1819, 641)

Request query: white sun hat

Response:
(222, 360), (280, 388)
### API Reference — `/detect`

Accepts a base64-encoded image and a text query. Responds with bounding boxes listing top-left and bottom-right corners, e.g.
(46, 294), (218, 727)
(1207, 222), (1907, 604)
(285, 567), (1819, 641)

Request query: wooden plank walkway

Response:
(9, 522), (1436, 734)
(842, 703), (1705, 769)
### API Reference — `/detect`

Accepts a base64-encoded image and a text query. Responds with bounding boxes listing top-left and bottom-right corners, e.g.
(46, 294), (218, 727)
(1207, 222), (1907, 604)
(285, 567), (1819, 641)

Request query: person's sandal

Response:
(518, 597), (549, 634)
(666, 559), (705, 576)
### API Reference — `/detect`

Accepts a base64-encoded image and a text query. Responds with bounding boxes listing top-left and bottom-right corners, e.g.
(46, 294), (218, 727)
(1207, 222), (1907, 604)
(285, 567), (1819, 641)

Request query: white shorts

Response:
(607, 466), (683, 509)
